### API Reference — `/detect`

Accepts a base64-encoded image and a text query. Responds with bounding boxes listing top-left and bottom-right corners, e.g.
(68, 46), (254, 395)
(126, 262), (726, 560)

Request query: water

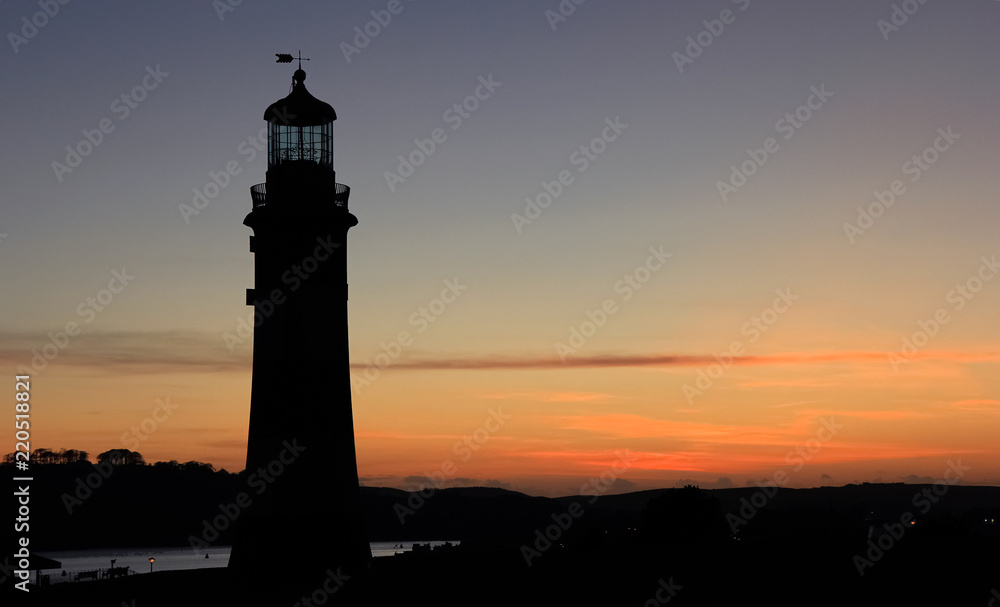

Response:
(34, 542), (458, 585)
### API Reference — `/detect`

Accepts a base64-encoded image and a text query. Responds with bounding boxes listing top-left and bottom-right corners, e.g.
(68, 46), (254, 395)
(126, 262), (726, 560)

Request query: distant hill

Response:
(7, 462), (999, 550)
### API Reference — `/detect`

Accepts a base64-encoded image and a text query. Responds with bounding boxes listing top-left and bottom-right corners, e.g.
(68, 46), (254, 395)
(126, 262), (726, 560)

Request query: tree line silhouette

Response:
(2, 447), (218, 469)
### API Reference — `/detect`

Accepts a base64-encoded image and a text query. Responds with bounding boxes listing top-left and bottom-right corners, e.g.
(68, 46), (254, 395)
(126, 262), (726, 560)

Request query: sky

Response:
(2, 0), (999, 497)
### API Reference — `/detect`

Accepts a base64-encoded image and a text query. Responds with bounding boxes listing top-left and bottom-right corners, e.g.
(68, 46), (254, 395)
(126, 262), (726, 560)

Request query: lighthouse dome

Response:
(263, 69), (336, 126)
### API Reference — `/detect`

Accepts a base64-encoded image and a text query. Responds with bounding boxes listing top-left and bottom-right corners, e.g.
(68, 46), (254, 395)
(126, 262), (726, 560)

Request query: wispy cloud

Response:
(948, 399), (1000, 411)
(0, 330), (245, 374)
(2, 330), (997, 377)
(738, 379), (841, 388)
(482, 391), (618, 403)
(767, 399), (833, 409)
(351, 350), (1000, 371)
(356, 431), (471, 441)
(793, 408), (929, 421)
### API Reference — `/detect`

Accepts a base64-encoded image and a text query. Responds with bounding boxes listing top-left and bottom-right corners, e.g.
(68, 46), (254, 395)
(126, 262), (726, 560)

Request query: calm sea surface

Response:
(36, 542), (458, 585)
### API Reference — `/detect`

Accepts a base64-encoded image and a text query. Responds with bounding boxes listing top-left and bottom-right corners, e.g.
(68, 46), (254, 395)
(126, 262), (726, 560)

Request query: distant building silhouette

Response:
(228, 60), (371, 586)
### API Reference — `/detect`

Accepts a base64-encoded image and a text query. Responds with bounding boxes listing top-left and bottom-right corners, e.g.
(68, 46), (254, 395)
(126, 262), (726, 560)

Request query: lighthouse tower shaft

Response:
(229, 68), (371, 584)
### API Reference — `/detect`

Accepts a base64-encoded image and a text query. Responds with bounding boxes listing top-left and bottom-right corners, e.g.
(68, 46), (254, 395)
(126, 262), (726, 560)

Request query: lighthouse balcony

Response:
(250, 182), (351, 209)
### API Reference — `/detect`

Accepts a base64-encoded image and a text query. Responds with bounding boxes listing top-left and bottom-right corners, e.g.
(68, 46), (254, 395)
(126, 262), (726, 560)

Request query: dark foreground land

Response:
(22, 534), (1000, 606)
(8, 465), (1000, 605)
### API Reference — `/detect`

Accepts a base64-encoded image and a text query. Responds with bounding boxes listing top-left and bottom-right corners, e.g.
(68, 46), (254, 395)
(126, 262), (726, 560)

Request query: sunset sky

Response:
(2, 1), (999, 496)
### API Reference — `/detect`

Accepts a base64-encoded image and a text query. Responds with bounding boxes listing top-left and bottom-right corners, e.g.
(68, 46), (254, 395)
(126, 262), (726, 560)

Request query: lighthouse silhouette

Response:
(229, 58), (371, 588)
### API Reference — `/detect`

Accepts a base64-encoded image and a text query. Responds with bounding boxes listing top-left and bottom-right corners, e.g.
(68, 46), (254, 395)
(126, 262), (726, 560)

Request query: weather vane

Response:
(275, 51), (310, 70)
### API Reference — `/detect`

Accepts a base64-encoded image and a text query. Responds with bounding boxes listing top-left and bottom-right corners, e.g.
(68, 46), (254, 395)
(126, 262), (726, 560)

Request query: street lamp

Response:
(148, 557), (155, 574)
